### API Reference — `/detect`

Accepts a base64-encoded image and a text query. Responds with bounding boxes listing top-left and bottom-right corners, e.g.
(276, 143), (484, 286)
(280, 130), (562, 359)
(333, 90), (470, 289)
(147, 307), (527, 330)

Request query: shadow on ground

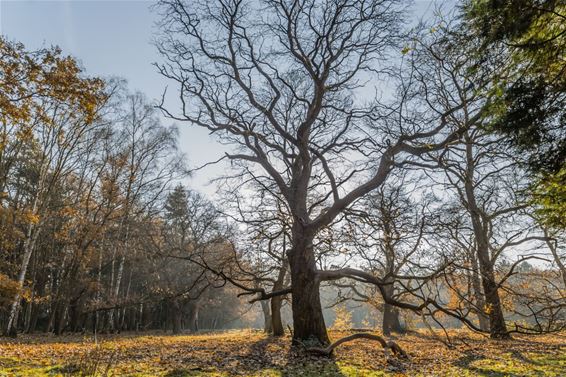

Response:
(160, 336), (350, 377)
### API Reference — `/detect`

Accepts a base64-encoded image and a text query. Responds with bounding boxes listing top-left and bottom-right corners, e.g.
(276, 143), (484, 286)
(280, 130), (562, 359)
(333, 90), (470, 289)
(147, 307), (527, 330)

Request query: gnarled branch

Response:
(305, 333), (408, 360)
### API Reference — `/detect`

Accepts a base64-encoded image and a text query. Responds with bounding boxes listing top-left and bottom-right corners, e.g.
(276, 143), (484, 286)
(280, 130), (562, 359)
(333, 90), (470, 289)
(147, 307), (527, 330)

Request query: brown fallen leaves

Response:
(0, 329), (564, 376)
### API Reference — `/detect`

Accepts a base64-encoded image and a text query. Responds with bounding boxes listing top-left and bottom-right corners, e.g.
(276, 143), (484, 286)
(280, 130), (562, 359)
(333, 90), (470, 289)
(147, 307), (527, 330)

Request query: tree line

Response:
(0, 38), (257, 336)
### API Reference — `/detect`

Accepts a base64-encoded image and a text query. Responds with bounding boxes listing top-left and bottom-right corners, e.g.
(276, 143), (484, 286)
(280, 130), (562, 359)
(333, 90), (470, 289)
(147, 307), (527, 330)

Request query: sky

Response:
(0, 0), (452, 194)
(0, 0), (224, 192)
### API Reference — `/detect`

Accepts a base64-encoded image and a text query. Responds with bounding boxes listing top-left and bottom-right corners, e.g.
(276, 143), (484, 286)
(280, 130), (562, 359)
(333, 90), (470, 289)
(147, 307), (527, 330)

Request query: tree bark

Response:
(271, 295), (284, 336)
(382, 284), (403, 336)
(171, 299), (183, 334)
(187, 302), (199, 332)
(476, 251), (509, 339)
(260, 299), (273, 333)
(271, 263), (287, 336)
(288, 226), (329, 346)
(54, 303), (67, 335)
(382, 304), (403, 336)
(471, 254), (490, 332)
(5, 220), (40, 336)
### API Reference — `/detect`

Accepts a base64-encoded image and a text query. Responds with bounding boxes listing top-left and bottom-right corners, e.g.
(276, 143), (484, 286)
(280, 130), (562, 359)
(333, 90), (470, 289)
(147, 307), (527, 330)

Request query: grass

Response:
(0, 329), (564, 376)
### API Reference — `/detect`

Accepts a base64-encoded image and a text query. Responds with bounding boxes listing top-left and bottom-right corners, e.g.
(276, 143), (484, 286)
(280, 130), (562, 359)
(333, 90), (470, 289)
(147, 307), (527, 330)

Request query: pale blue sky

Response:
(0, 0), (453, 193)
(0, 0), (222, 192)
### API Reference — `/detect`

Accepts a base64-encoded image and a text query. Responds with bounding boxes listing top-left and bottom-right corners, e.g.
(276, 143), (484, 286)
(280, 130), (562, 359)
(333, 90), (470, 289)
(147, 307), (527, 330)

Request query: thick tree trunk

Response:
(382, 303), (403, 336)
(69, 301), (80, 333)
(471, 255), (490, 332)
(469, 212), (509, 338)
(271, 296), (284, 336)
(382, 284), (403, 335)
(28, 304), (40, 333)
(288, 228), (329, 346)
(477, 251), (509, 339)
(46, 305), (56, 333)
(469, 201), (508, 338)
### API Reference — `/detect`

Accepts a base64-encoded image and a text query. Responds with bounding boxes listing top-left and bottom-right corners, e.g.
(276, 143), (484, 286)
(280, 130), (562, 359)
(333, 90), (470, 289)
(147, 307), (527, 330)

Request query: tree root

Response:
(305, 333), (409, 360)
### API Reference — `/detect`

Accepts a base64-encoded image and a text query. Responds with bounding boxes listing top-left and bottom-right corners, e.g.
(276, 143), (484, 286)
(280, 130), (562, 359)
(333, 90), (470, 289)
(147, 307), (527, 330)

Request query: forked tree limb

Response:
(305, 333), (408, 359)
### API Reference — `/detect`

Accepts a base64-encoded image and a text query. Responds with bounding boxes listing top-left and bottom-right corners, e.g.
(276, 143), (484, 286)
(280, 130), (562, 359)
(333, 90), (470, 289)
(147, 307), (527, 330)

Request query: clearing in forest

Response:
(0, 329), (564, 376)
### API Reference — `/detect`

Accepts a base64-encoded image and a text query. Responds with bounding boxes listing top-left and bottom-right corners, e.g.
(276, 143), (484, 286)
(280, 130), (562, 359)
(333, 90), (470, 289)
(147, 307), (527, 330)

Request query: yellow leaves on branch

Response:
(0, 36), (108, 144)
(0, 273), (21, 306)
(22, 210), (40, 225)
(331, 304), (353, 331)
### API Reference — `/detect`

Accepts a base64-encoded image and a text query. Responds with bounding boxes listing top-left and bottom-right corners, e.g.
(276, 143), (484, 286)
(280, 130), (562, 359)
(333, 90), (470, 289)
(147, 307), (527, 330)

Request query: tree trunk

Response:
(271, 296), (284, 336)
(477, 250), (509, 339)
(382, 304), (403, 335)
(27, 270), (47, 333)
(470, 212), (509, 338)
(108, 222), (129, 332)
(271, 264), (287, 336)
(187, 303), (199, 332)
(288, 228), (329, 346)
(108, 255), (125, 331)
(120, 269), (133, 331)
(471, 254), (490, 332)
(382, 284), (403, 335)
(260, 299), (273, 333)
(46, 304), (56, 333)
(470, 208), (509, 338)
(464, 138), (509, 339)
(5, 221), (40, 336)
(544, 229), (566, 289)
(171, 299), (183, 334)
(55, 303), (67, 335)
(28, 303), (40, 333)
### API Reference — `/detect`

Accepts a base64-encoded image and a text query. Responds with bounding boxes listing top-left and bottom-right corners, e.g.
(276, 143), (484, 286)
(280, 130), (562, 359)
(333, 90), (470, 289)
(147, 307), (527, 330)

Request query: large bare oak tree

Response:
(155, 0), (467, 345)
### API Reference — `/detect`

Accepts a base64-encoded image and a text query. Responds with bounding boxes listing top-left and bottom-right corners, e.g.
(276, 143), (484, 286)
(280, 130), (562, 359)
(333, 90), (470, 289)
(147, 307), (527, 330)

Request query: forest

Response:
(0, 0), (565, 376)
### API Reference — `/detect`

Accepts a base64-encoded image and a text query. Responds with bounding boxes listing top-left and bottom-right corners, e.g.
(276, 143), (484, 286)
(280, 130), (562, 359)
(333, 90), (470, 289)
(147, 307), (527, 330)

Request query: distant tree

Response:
(349, 177), (428, 335)
(159, 185), (216, 334)
(215, 179), (291, 336)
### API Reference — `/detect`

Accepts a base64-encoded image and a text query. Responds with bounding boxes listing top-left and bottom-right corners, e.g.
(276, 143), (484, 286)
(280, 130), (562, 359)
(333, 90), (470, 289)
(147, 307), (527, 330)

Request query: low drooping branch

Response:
(305, 333), (408, 360)
(241, 287), (293, 303)
(315, 266), (500, 334)
(179, 251), (292, 304)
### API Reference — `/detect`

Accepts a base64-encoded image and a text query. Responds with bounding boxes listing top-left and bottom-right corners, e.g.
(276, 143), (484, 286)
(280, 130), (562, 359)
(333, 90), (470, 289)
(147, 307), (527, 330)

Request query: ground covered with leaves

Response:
(0, 329), (564, 376)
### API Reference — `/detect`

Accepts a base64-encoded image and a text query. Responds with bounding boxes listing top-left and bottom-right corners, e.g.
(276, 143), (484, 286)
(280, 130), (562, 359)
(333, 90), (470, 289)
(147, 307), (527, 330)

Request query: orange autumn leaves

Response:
(0, 37), (108, 304)
(0, 37), (105, 133)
